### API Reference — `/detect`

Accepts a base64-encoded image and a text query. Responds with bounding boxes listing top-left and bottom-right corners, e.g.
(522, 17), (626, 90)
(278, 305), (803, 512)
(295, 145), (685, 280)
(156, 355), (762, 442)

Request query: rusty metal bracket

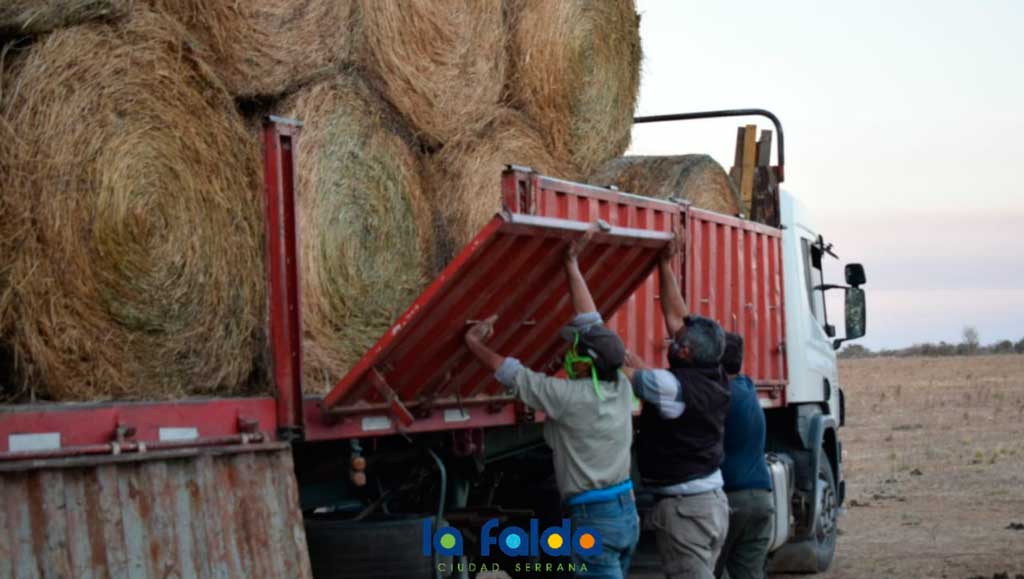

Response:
(368, 368), (415, 428)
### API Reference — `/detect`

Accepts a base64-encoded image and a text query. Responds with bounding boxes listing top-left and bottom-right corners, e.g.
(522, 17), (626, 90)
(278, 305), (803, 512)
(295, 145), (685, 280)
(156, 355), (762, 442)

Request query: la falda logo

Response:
(422, 518), (602, 558)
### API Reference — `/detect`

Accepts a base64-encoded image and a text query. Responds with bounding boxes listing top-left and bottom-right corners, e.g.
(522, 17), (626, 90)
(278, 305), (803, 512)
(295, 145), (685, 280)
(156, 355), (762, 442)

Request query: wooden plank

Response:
(757, 129), (773, 167)
(733, 126), (746, 167)
(740, 124), (758, 214)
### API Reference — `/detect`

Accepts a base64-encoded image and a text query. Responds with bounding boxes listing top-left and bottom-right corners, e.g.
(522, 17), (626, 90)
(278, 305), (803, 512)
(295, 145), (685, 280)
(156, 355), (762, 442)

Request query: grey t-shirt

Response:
(494, 314), (634, 499)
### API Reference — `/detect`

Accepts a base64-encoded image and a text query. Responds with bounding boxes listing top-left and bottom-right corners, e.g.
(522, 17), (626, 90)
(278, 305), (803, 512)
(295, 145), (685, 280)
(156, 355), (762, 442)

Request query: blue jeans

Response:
(567, 492), (640, 579)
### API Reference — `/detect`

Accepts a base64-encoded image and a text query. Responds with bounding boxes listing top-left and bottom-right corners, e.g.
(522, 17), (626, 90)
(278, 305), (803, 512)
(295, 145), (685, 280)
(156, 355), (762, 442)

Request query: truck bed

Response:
(1, 168), (786, 457)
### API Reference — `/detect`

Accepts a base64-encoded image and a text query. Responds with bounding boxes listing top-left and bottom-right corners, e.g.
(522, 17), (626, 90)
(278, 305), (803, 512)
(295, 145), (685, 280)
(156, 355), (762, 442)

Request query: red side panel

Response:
(0, 398), (277, 459)
(607, 265), (673, 370)
(683, 208), (788, 405)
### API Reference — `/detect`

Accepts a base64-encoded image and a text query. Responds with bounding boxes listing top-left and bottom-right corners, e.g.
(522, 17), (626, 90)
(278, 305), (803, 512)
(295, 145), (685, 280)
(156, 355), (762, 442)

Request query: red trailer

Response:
(0, 113), (860, 578)
(0, 138), (786, 456)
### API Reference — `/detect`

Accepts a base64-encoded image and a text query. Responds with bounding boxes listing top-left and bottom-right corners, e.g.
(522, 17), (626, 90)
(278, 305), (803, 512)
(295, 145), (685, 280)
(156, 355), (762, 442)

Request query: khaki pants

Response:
(650, 488), (730, 579)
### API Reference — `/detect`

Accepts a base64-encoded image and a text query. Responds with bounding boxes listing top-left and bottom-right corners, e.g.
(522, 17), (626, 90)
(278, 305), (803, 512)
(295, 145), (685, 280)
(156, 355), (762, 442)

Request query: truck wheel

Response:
(812, 449), (838, 571)
(766, 448), (838, 574)
(304, 515), (436, 578)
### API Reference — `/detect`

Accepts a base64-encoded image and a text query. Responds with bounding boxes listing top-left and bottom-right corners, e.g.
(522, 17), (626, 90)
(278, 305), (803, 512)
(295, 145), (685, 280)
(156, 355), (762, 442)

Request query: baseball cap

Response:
(560, 323), (626, 376)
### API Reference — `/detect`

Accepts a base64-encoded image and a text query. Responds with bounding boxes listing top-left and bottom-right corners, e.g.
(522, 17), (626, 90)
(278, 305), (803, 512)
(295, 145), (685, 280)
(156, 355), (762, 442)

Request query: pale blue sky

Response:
(629, 0), (1024, 349)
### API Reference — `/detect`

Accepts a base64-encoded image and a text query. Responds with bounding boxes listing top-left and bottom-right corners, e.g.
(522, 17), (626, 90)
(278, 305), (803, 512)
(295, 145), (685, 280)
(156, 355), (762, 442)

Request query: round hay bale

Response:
(274, 76), (432, 392)
(0, 8), (265, 401)
(1, 0), (128, 37)
(506, 0), (641, 176)
(355, 0), (505, 145)
(589, 155), (742, 215)
(425, 109), (573, 267)
(145, 0), (353, 97)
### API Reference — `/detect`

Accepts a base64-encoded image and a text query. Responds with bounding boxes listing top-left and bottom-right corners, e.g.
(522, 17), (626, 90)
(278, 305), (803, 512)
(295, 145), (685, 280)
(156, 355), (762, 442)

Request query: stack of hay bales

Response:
(0, 0), (645, 400)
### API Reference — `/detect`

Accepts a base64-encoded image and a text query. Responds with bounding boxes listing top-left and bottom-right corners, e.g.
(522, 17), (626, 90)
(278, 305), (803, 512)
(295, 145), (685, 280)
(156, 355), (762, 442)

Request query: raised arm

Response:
(659, 237), (688, 336)
(464, 315), (504, 371)
(565, 228), (598, 315)
(464, 315), (574, 420)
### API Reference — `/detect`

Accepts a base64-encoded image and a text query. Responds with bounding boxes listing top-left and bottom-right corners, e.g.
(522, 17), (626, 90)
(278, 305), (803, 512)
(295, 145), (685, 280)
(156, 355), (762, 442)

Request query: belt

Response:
(654, 487), (720, 502)
(566, 480), (634, 506)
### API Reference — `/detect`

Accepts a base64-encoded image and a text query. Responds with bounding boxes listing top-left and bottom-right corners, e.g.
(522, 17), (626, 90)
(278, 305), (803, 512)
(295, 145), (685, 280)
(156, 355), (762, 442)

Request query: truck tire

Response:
(811, 448), (838, 571)
(304, 515), (435, 578)
(767, 449), (837, 573)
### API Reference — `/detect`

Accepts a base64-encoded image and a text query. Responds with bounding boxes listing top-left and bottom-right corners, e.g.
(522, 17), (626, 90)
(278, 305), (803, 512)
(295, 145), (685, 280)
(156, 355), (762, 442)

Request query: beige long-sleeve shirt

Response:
(495, 359), (634, 499)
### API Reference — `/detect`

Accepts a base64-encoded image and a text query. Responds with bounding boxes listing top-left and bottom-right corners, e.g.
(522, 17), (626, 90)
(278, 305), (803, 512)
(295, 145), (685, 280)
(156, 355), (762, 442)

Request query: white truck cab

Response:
(622, 110), (868, 575)
(767, 189), (866, 572)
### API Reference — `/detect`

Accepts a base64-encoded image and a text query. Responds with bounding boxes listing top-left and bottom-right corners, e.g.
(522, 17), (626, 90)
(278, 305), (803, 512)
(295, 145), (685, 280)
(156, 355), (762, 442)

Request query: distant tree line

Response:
(839, 326), (1024, 359)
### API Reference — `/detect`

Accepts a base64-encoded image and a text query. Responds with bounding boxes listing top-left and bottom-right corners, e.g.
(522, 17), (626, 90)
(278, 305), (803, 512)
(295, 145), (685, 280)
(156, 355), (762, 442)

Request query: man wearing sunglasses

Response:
(464, 229), (638, 579)
(623, 240), (731, 579)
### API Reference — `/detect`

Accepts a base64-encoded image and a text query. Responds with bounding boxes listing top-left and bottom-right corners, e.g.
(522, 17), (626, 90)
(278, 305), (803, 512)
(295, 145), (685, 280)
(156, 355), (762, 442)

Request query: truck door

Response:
(787, 231), (839, 405)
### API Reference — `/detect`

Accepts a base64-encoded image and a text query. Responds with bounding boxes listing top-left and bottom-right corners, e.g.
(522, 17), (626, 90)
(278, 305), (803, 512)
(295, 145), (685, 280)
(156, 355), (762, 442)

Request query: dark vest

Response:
(638, 364), (731, 486)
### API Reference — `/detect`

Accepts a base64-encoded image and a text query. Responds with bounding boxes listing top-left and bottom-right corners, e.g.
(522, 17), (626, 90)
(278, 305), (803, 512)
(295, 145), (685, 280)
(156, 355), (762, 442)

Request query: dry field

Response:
(808, 355), (1024, 578)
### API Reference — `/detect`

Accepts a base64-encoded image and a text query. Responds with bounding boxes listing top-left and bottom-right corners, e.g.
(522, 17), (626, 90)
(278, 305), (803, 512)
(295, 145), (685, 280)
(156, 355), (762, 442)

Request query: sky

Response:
(628, 0), (1024, 349)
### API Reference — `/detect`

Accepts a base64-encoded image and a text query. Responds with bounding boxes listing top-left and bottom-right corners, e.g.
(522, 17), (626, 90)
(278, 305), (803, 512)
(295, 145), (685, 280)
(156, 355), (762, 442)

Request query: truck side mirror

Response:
(845, 263), (866, 287)
(844, 287), (866, 340)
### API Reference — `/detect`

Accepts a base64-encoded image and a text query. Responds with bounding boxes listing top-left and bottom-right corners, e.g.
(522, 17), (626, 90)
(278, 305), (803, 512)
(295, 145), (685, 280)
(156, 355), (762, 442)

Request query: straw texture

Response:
(1, 0), (128, 37)
(146, 0), (354, 97)
(589, 155), (742, 215)
(506, 0), (641, 176)
(0, 8), (265, 401)
(425, 109), (572, 267)
(275, 75), (433, 392)
(355, 0), (505, 145)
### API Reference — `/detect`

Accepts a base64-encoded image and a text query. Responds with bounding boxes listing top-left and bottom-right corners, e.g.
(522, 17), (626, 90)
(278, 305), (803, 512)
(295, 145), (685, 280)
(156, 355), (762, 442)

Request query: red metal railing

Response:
(261, 116), (305, 438)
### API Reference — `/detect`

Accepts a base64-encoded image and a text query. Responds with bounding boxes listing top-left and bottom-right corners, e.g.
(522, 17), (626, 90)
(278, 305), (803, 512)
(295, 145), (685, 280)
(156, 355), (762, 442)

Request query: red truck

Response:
(0, 111), (867, 577)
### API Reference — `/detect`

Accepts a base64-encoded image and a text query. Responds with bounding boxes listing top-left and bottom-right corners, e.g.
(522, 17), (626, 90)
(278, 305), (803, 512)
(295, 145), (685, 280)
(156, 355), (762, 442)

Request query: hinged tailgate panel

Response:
(322, 170), (680, 423)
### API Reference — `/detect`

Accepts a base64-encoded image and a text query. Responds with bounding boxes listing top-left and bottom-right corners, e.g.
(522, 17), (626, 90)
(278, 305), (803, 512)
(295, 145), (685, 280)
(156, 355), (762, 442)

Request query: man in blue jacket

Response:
(715, 333), (774, 579)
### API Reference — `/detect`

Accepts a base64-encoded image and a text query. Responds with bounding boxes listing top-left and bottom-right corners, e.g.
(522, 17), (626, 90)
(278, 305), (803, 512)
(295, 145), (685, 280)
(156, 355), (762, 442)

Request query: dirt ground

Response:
(800, 355), (1024, 579)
